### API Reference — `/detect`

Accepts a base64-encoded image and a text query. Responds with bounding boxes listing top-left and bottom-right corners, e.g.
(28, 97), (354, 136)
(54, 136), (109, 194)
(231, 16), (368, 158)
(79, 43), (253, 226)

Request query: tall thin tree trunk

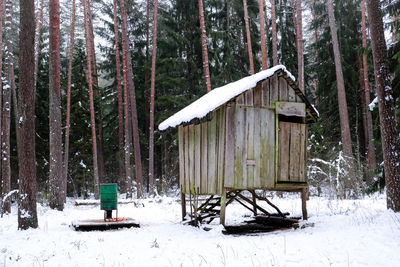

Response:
(63, 0), (76, 203)
(49, 0), (64, 211)
(18, 0), (38, 230)
(149, 0), (159, 194)
(243, 0), (255, 75)
(326, 0), (353, 158)
(83, 0), (100, 199)
(120, 0), (143, 198)
(0, 0), (4, 209)
(33, 0), (44, 89)
(112, 0), (125, 182)
(198, 0), (212, 92)
(144, 0), (150, 192)
(361, 0), (376, 181)
(270, 0), (278, 66)
(259, 0), (268, 70)
(86, 0), (106, 184)
(296, 0), (304, 93)
(366, 0), (400, 211)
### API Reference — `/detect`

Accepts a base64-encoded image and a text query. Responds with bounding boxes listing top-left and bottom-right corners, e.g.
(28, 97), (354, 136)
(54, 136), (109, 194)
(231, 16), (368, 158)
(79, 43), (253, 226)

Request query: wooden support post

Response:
(250, 190), (257, 216)
(301, 188), (308, 220)
(181, 192), (186, 221)
(220, 188), (227, 226)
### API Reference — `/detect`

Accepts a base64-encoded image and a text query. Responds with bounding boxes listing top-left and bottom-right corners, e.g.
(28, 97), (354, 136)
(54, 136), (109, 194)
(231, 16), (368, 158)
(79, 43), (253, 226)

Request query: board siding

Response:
(225, 105), (235, 188)
(246, 108), (255, 188)
(184, 126), (190, 193)
(270, 76), (278, 107)
(254, 83), (262, 107)
(260, 108), (275, 187)
(188, 125), (195, 193)
(253, 108), (261, 188)
(234, 106), (245, 189)
(207, 114), (218, 194)
(178, 126), (184, 192)
(276, 102), (306, 117)
(217, 107), (226, 195)
(194, 124), (201, 192)
(262, 79), (270, 107)
(201, 123), (208, 193)
(289, 123), (301, 182)
(279, 77), (288, 102)
(278, 122), (290, 182)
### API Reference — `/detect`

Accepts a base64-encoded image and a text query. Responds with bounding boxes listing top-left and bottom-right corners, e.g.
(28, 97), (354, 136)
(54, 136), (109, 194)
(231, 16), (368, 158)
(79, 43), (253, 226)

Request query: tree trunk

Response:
(86, 0), (106, 184)
(366, 0), (400, 211)
(49, 0), (64, 211)
(326, 0), (353, 158)
(82, 0), (100, 199)
(149, 0), (159, 194)
(63, 0), (76, 203)
(296, 0), (304, 93)
(18, 0), (38, 230)
(259, 0), (267, 70)
(112, 0), (125, 182)
(33, 0), (44, 89)
(120, 0), (143, 198)
(198, 0), (212, 91)
(0, 0), (4, 212)
(270, 0), (278, 66)
(243, 0), (255, 75)
(361, 0), (376, 182)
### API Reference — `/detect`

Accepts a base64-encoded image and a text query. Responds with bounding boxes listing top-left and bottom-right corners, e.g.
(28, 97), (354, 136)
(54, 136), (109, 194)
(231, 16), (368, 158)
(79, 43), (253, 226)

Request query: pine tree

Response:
(366, 0), (400, 211)
(82, 0), (100, 199)
(148, 0), (159, 194)
(18, 0), (38, 230)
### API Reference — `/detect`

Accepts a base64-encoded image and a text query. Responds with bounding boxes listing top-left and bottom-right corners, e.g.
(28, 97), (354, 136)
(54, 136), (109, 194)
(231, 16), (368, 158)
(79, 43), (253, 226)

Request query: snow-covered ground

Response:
(1, 193), (399, 266)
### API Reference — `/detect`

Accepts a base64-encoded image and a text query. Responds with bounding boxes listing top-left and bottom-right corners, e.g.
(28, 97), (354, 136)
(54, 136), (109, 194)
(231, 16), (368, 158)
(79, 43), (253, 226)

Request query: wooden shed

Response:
(159, 65), (318, 225)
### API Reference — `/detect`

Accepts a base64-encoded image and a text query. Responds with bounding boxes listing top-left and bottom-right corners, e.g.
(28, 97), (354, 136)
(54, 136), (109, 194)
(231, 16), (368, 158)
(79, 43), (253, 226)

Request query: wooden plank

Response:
(259, 109), (275, 187)
(253, 83), (262, 107)
(279, 77), (288, 102)
(236, 93), (244, 105)
(184, 126), (190, 193)
(178, 126), (185, 192)
(194, 124), (201, 192)
(246, 108), (255, 188)
(217, 107), (226, 195)
(207, 113), (217, 194)
(278, 122), (290, 182)
(253, 108), (261, 188)
(298, 124), (307, 182)
(225, 105), (235, 188)
(234, 106), (245, 188)
(261, 79), (270, 107)
(201, 123), (208, 193)
(289, 123), (301, 182)
(288, 85), (296, 101)
(276, 102), (306, 117)
(188, 124), (195, 193)
(270, 75), (278, 107)
(245, 87), (254, 106)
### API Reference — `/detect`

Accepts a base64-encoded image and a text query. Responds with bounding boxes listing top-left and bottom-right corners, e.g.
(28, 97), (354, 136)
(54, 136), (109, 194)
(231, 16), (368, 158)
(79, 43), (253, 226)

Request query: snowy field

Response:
(1, 193), (399, 267)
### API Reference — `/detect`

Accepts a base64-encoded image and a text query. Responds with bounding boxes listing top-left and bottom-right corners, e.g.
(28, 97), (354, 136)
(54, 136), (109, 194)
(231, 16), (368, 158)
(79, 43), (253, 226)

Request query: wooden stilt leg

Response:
(250, 190), (257, 216)
(220, 188), (227, 226)
(181, 192), (186, 221)
(301, 188), (308, 220)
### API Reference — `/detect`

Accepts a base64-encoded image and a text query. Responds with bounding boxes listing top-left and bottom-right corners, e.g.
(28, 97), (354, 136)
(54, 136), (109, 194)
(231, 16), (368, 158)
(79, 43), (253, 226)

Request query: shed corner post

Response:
(181, 188), (186, 221)
(301, 187), (308, 220)
(220, 188), (227, 226)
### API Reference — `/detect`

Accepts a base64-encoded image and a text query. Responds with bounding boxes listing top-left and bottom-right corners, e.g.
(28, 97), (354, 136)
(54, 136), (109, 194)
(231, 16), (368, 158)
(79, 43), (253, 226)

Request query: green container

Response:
(100, 183), (118, 211)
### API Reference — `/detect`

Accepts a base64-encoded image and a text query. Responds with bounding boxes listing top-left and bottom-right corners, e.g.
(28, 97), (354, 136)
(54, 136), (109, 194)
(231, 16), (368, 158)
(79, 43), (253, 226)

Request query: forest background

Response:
(0, 0), (399, 221)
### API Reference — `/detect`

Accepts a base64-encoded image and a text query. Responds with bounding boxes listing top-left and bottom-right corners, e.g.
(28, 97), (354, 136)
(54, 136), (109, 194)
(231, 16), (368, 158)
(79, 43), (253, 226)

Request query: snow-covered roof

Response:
(159, 65), (313, 131)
